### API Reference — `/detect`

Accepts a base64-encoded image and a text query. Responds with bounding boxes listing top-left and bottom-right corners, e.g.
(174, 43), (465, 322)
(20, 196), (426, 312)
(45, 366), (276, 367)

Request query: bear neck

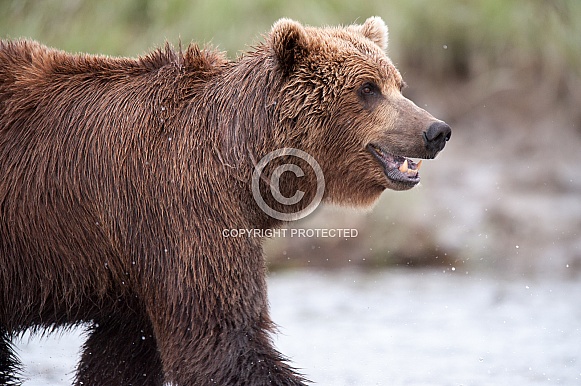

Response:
(187, 49), (319, 231)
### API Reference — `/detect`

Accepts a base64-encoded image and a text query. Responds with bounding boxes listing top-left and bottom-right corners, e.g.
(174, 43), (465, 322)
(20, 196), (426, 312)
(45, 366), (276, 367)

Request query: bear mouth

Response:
(367, 144), (422, 186)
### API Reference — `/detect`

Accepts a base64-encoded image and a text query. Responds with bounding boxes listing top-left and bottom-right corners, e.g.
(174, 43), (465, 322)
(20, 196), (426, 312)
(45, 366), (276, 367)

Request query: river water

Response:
(16, 269), (581, 385)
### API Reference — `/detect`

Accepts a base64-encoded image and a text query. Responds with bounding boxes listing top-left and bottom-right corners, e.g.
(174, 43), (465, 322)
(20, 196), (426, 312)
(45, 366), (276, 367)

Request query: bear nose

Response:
(424, 121), (451, 155)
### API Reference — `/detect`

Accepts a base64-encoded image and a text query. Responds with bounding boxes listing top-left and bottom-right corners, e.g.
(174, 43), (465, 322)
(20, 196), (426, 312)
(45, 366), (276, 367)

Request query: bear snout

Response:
(423, 121), (451, 156)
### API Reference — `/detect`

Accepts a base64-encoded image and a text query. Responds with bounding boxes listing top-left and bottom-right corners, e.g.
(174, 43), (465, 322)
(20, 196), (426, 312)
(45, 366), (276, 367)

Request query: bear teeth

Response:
(399, 159), (409, 173)
(399, 159), (422, 177)
(368, 144), (422, 180)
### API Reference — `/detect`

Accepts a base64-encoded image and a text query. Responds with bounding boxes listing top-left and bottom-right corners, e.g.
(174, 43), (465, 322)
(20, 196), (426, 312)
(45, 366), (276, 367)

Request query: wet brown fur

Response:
(0, 18), (446, 385)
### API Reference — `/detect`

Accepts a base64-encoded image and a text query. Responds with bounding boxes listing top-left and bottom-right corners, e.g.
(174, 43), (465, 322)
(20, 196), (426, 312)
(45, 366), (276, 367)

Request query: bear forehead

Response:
(303, 27), (400, 86)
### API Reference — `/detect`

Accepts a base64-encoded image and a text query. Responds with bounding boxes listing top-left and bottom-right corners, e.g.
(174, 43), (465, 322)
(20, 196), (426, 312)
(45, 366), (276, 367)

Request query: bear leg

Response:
(74, 309), (163, 386)
(147, 286), (308, 385)
(154, 317), (308, 386)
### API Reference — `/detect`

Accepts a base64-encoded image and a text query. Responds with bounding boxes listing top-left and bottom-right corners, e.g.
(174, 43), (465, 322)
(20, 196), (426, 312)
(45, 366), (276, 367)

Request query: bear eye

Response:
(358, 82), (380, 98)
(362, 85), (373, 95)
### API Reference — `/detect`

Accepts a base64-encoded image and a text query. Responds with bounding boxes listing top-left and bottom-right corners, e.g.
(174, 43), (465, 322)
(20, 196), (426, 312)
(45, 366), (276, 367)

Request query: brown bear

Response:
(0, 17), (450, 385)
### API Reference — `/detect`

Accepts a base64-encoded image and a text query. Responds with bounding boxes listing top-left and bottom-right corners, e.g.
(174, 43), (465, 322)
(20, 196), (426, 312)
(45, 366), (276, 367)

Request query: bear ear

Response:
(360, 16), (389, 51)
(269, 18), (309, 75)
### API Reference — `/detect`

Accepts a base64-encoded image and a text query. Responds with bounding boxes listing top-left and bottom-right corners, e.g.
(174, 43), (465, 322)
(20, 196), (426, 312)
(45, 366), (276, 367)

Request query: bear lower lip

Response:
(367, 144), (421, 185)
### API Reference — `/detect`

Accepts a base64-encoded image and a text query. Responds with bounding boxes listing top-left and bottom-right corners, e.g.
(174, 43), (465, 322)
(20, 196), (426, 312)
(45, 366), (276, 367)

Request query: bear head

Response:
(266, 17), (451, 209)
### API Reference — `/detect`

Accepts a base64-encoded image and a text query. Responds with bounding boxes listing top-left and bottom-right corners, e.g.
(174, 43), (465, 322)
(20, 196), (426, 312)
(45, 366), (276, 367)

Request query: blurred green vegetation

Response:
(1, 0), (579, 80)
